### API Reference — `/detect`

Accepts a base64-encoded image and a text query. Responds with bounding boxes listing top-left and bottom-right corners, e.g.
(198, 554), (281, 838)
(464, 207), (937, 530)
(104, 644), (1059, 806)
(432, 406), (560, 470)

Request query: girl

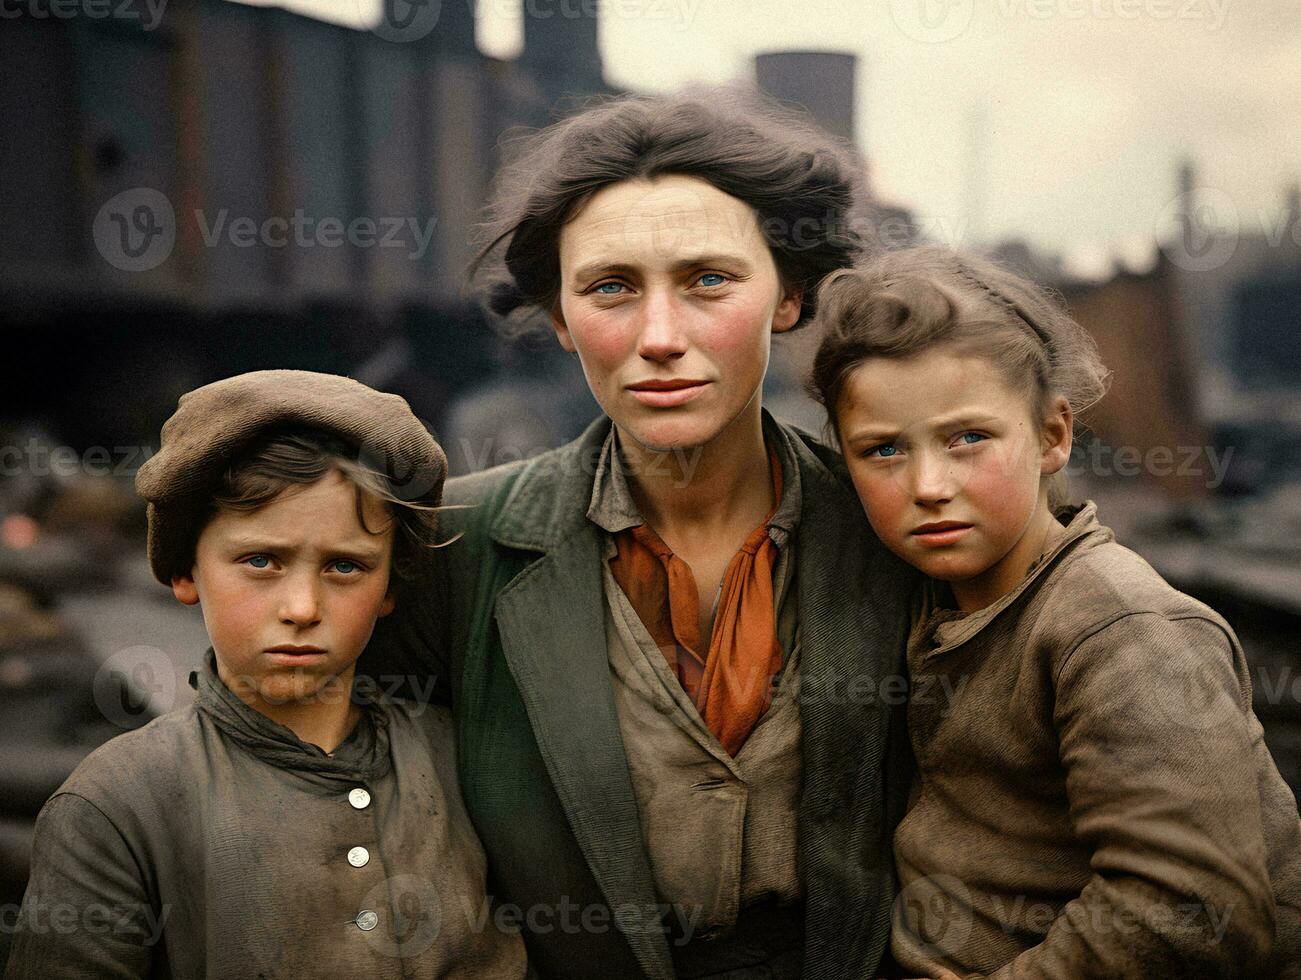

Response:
(808, 245), (1301, 978)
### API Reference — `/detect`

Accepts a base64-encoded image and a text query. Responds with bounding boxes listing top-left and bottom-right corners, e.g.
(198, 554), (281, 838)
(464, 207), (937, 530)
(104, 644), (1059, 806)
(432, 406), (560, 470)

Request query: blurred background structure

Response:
(1, 0), (1299, 965)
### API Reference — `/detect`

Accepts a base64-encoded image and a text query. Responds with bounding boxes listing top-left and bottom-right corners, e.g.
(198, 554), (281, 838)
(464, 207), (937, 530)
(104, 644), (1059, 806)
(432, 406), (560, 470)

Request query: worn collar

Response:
(488, 412), (851, 556)
(918, 501), (1114, 656)
(189, 649), (393, 782)
(585, 409), (803, 549)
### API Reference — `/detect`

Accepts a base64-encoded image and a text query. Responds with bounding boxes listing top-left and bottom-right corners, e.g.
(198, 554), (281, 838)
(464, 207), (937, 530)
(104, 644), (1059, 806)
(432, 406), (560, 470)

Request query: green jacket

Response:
(367, 415), (919, 979)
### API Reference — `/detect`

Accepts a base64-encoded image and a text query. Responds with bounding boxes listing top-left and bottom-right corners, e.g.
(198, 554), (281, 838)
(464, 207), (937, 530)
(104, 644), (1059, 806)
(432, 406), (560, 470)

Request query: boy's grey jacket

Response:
(366, 413), (920, 980)
(5, 652), (527, 980)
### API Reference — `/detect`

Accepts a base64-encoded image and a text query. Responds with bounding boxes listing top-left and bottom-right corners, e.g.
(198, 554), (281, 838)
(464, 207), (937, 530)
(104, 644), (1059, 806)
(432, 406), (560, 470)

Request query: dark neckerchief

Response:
(189, 648), (393, 782)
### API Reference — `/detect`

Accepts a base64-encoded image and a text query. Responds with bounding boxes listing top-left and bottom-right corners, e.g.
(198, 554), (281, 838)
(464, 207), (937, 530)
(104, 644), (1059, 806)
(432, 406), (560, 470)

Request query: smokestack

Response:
(1176, 157), (1197, 246)
(379, 0), (475, 51)
(520, 3), (604, 106)
(754, 51), (857, 145)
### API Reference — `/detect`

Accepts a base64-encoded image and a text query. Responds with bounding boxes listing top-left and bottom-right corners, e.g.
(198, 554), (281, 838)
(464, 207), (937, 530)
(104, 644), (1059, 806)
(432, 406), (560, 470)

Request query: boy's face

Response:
(172, 471), (396, 712)
(836, 348), (1070, 596)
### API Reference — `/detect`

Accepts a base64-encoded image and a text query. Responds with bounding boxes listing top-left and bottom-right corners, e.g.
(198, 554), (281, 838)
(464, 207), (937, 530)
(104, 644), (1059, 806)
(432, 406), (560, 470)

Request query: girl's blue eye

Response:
(246, 555), (270, 569)
(698, 273), (726, 287)
(333, 560), (359, 574)
(867, 444), (898, 459)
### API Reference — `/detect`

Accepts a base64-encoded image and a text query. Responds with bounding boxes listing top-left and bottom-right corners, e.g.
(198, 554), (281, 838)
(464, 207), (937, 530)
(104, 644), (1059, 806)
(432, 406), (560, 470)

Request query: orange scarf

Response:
(609, 450), (784, 756)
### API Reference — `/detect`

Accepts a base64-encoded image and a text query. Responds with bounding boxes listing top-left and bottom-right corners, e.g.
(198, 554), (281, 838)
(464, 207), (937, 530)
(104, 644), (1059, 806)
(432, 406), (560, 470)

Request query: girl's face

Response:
(836, 347), (1072, 610)
(551, 174), (802, 451)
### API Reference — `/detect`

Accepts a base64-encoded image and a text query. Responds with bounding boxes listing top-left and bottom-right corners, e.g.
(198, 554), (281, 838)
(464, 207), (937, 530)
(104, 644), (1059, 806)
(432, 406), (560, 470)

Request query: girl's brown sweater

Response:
(891, 501), (1301, 979)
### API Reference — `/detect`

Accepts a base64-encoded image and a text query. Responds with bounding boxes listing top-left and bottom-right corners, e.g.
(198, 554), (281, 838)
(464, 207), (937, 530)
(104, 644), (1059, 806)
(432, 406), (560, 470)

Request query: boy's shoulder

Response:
(370, 697), (462, 792)
(378, 695), (454, 741)
(51, 703), (209, 816)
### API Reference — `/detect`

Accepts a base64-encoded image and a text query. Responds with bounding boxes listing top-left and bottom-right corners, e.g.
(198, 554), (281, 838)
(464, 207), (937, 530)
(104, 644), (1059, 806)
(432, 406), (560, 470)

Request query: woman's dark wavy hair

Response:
(468, 83), (868, 337)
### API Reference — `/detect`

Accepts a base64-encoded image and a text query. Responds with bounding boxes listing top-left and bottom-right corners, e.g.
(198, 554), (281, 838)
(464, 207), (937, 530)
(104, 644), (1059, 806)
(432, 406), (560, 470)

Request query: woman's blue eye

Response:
(867, 444), (898, 459)
(959, 432), (986, 445)
(246, 555), (270, 569)
(333, 560), (359, 574)
(698, 273), (726, 287)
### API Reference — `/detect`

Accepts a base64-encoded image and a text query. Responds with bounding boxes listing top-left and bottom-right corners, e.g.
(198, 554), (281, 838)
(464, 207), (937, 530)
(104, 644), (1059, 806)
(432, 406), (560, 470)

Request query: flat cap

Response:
(135, 369), (446, 584)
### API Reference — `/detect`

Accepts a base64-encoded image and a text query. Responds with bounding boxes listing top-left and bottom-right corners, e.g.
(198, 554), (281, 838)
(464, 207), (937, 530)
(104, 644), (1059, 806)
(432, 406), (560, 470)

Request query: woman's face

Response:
(551, 175), (802, 451)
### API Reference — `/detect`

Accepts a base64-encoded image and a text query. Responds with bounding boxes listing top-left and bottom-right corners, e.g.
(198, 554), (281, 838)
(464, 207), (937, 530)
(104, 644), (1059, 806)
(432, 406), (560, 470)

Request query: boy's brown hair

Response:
(204, 428), (442, 589)
(135, 369), (448, 588)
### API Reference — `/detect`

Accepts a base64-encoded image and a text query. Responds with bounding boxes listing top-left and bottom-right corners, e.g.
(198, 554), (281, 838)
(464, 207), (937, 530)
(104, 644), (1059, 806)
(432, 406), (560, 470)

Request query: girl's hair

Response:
(808, 245), (1111, 507)
(206, 429), (442, 588)
(469, 83), (866, 336)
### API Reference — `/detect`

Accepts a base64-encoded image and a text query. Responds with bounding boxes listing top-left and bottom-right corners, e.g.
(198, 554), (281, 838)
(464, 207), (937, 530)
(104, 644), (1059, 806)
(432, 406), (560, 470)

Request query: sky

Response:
(235, 0), (1301, 276)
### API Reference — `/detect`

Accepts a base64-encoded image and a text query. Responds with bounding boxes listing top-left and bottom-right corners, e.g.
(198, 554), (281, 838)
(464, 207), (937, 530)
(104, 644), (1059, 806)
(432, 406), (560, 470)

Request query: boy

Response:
(4, 370), (527, 979)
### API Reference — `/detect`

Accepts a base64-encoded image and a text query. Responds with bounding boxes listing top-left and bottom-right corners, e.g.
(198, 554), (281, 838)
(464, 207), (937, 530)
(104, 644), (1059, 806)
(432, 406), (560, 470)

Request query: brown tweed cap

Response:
(135, 369), (446, 584)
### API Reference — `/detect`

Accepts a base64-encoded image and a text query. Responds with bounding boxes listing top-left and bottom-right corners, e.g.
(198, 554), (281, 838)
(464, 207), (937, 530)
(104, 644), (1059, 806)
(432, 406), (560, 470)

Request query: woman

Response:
(369, 86), (918, 980)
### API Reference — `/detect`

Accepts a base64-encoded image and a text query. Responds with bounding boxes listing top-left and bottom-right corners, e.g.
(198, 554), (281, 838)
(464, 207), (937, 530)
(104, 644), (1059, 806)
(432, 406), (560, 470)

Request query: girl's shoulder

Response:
(1034, 530), (1238, 659)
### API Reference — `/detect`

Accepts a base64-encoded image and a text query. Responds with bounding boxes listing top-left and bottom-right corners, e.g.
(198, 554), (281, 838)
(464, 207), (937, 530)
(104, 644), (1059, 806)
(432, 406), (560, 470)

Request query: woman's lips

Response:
(626, 380), (710, 408)
(910, 523), (973, 547)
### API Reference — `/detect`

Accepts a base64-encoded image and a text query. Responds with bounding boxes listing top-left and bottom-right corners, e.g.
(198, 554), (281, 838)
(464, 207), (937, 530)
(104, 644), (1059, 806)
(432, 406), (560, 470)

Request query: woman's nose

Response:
(634, 289), (688, 363)
(278, 573), (322, 627)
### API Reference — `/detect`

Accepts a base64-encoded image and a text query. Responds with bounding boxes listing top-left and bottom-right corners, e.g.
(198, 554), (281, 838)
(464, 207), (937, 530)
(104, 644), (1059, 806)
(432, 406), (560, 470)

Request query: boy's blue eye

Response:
(246, 555), (270, 569)
(866, 444), (898, 458)
(698, 273), (726, 287)
(333, 560), (359, 574)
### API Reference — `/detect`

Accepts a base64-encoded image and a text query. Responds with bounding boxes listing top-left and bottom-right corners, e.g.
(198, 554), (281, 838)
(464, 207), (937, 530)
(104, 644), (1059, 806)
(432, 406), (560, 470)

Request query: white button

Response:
(355, 909), (379, 931)
(347, 846), (370, 868)
(348, 787), (371, 809)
